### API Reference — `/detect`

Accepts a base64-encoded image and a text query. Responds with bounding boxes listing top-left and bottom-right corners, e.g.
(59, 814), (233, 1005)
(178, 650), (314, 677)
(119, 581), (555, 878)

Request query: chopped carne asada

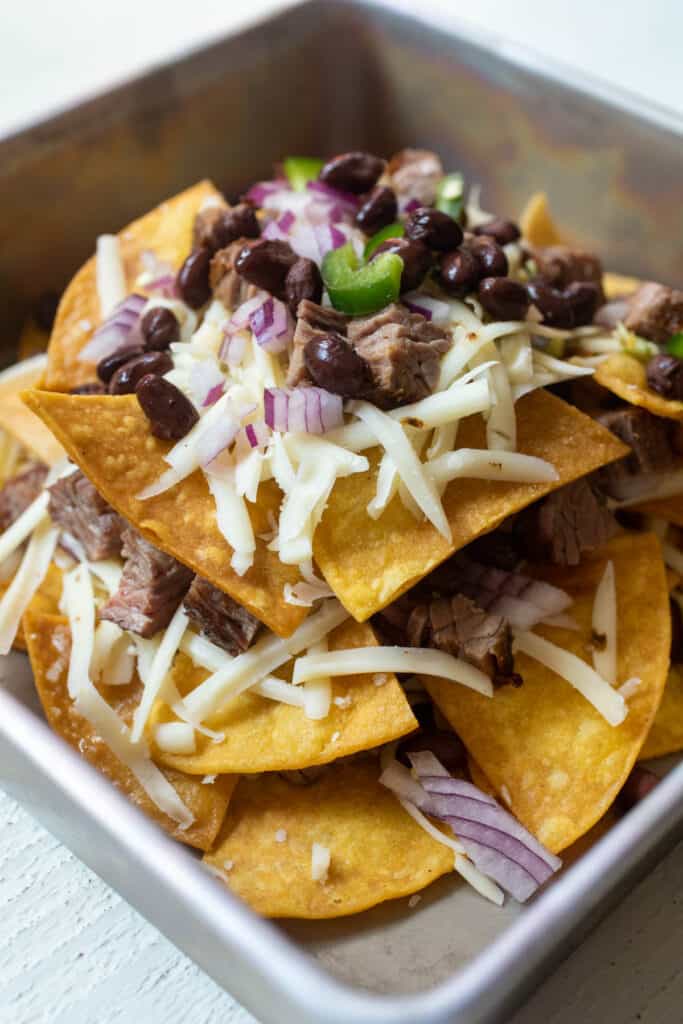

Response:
(183, 575), (260, 655)
(100, 527), (193, 637)
(346, 303), (450, 408)
(0, 462), (48, 531)
(624, 282), (683, 343)
(534, 244), (605, 303)
(386, 148), (444, 208)
(209, 240), (259, 310)
(596, 406), (677, 498)
(48, 469), (124, 560)
(515, 478), (617, 567)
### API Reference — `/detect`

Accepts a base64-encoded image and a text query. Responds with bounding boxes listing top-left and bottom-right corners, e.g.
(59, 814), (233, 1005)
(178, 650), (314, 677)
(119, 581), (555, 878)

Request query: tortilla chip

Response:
(603, 272), (641, 300)
(314, 391), (628, 621)
(45, 180), (221, 393)
(595, 353), (683, 421)
(640, 666), (683, 760)
(24, 611), (235, 850)
(0, 562), (63, 651)
(634, 494), (683, 528)
(21, 390), (306, 638)
(18, 317), (50, 360)
(424, 533), (669, 853)
(519, 192), (564, 247)
(0, 356), (65, 465)
(149, 618), (417, 774)
(203, 759), (453, 918)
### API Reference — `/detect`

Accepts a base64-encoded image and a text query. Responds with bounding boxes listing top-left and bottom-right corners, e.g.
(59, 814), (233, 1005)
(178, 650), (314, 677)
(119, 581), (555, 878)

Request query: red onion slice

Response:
(264, 386), (343, 434)
(245, 421), (271, 450)
(402, 292), (452, 326)
(190, 359), (225, 408)
(79, 294), (146, 363)
(449, 555), (572, 630)
(244, 180), (288, 206)
(249, 297), (294, 353)
(313, 222), (347, 259)
(263, 219), (290, 243)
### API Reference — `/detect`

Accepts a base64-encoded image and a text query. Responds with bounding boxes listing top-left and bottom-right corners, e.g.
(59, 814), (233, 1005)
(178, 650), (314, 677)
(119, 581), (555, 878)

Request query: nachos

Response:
(0, 148), (677, 918)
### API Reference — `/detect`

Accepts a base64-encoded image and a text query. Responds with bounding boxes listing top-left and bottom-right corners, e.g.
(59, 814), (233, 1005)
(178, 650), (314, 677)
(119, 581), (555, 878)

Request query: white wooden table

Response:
(2, 2), (683, 1022)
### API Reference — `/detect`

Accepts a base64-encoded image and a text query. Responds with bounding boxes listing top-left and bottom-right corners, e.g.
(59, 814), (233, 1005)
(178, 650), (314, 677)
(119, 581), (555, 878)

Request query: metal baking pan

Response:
(1, 2), (682, 1021)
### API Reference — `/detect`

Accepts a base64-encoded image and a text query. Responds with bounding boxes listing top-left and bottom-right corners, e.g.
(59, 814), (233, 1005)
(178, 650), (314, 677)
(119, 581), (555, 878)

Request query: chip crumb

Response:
(275, 828), (288, 843)
(373, 673), (389, 687)
(202, 774), (217, 785)
(408, 894), (421, 908)
(311, 842), (330, 883)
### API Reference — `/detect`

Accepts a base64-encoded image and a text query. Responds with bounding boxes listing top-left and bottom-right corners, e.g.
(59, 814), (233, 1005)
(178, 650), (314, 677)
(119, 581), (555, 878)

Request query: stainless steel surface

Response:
(0, 2), (682, 1022)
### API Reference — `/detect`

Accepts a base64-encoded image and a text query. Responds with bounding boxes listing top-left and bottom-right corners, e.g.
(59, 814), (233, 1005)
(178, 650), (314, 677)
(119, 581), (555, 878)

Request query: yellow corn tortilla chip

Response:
(634, 494), (683, 528)
(24, 611), (235, 850)
(45, 180), (221, 393)
(0, 562), (63, 652)
(149, 618), (416, 774)
(314, 391), (628, 621)
(640, 666), (683, 760)
(0, 357), (65, 465)
(519, 192), (564, 247)
(203, 759), (453, 918)
(18, 317), (49, 360)
(595, 353), (683, 421)
(21, 390), (306, 638)
(603, 271), (641, 299)
(424, 533), (669, 853)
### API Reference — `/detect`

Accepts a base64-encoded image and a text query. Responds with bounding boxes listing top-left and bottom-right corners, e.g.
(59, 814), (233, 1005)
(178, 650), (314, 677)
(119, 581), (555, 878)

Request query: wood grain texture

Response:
(0, 788), (682, 1024)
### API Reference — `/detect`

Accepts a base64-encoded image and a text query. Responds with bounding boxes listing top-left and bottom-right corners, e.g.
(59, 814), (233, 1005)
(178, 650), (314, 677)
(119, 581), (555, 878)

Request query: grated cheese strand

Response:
(311, 842), (331, 883)
(292, 646), (493, 697)
(206, 470), (255, 576)
(514, 629), (627, 726)
(96, 235), (127, 317)
(154, 722), (197, 755)
(0, 491), (50, 565)
(0, 518), (59, 655)
(348, 401), (451, 540)
(180, 631), (305, 708)
(131, 605), (189, 742)
(303, 639), (332, 720)
(427, 448), (558, 487)
(592, 560), (617, 685)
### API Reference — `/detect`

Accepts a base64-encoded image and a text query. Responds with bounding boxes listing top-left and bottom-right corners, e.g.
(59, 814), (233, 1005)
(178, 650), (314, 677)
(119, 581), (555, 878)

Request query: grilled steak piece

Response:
(48, 470), (123, 560)
(534, 244), (604, 302)
(347, 303), (450, 409)
(596, 405), (678, 500)
(286, 300), (349, 387)
(624, 282), (683, 343)
(209, 239), (258, 311)
(0, 462), (48, 531)
(183, 575), (260, 655)
(515, 478), (617, 567)
(100, 527), (193, 637)
(408, 594), (518, 687)
(386, 148), (444, 208)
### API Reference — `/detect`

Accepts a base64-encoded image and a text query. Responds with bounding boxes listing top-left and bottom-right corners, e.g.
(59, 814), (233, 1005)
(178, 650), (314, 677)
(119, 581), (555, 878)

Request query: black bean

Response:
(355, 186), (398, 234)
(468, 235), (508, 277)
(647, 353), (683, 400)
(371, 237), (433, 292)
(478, 277), (530, 321)
(319, 151), (386, 194)
(616, 766), (660, 812)
(438, 247), (481, 296)
(473, 217), (521, 246)
(564, 281), (601, 326)
(33, 291), (60, 332)
(527, 280), (599, 328)
(97, 347), (145, 383)
(397, 729), (467, 776)
(141, 307), (180, 351)
(235, 239), (297, 299)
(176, 248), (211, 309)
(284, 258), (323, 317)
(109, 351), (173, 394)
(405, 206), (463, 251)
(670, 596), (683, 663)
(70, 381), (106, 395)
(136, 374), (199, 440)
(303, 332), (372, 397)
(205, 204), (260, 253)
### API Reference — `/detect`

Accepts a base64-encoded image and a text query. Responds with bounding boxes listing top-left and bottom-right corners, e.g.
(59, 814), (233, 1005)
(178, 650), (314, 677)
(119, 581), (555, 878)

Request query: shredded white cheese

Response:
(311, 843), (330, 883)
(292, 646), (493, 697)
(206, 470), (255, 576)
(514, 630), (627, 726)
(96, 235), (126, 317)
(131, 605), (188, 742)
(303, 639), (332, 720)
(0, 491), (50, 565)
(154, 722), (197, 755)
(0, 518), (59, 655)
(592, 560), (617, 685)
(427, 448), (559, 487)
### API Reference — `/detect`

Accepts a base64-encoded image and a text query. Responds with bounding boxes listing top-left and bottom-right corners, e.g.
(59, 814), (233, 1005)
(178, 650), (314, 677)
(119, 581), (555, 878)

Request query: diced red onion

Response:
(278, 210), (296, 233)
(244, 180), (287, 206)
(263, 219), (290, 242)
(449, 555), (572, 630)
(148, 273), (179, 298)
(190, 359), (225, 408)
(404, 198), (422, 213)
(245, 421), (270, 450)
(204, 383), (224, 407)
(250, 297), (293, 353)
(230, 294), (267, 329)
(313, 222), (347, 260)
(306, 180), (360, 211)
(402, 291), (451, 326)
(382, 750), (561, 902)
(264, 386), (343, 434)
(196, 417), (241, 467)
(79, 294), (146, 363)
(220, 330), (248, 367)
